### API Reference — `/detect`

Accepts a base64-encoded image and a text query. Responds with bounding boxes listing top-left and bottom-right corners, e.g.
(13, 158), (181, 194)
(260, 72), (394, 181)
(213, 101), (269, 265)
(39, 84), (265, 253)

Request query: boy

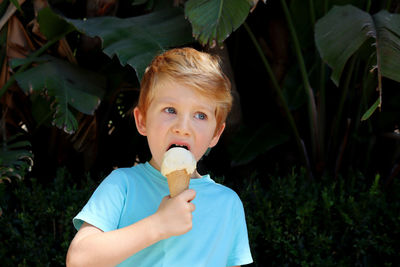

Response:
(66, 47), (253, 266)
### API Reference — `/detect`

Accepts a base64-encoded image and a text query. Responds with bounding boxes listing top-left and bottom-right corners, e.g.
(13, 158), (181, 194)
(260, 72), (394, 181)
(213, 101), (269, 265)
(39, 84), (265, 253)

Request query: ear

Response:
(133, 107), (147, 136)
(209, 123), (226, 148)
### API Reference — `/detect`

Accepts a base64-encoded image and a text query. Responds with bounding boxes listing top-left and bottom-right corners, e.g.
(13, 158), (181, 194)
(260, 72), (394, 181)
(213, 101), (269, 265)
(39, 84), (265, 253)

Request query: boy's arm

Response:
(66, 189), (196, 267)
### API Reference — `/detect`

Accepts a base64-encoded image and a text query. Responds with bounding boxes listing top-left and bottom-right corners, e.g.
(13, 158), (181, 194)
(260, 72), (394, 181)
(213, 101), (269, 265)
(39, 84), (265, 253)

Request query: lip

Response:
(167, 141), (191, 151)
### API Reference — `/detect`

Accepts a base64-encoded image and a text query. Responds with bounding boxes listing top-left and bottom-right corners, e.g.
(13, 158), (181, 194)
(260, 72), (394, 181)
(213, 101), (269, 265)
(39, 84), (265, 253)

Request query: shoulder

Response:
(213, 182), (240, 199)
(206, 177), (240, 197)
(104, 164), (145, 182)
(96, 164), (147, 193)
(202, 180), (244, 209)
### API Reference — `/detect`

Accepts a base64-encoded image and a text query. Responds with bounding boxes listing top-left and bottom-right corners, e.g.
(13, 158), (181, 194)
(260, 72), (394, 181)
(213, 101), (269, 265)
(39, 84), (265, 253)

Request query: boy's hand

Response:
(152, 189), (196, 240)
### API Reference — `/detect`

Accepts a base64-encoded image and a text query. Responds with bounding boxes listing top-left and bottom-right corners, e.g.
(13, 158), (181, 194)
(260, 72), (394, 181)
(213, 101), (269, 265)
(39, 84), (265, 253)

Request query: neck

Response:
(192, 170), (202, 179)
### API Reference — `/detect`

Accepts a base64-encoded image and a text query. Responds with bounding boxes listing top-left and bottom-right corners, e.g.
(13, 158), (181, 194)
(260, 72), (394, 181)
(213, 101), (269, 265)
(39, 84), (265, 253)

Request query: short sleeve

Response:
(227, 197), (253, 266)
(73, 169), (128, 232)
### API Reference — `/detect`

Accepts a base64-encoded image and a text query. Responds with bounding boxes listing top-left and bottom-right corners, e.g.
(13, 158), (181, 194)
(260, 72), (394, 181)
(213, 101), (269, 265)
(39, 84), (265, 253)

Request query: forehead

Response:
(151, 79), (217, 110)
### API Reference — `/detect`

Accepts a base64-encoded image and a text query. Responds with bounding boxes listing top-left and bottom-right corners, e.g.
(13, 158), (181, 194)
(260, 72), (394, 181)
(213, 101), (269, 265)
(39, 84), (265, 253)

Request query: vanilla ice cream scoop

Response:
(161, 147), (196, 197)
(161, 147), (196, 176)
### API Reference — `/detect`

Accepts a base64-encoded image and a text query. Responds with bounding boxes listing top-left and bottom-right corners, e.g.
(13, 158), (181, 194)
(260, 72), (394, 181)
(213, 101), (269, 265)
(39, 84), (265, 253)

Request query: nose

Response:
(172, 114), (191, 136)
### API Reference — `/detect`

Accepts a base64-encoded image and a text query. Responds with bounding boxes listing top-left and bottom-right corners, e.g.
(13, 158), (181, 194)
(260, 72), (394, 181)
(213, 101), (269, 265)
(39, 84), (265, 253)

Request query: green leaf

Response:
(131, 0), (148, 6)
(5, 140), (31, 150)
(361, 97), (380, 121)
(14, 56), (105, 134)
(0, 134), (33, 182)
(10, 0), (23, 14)
(10, 56), (48, 69)
(315, 5), (400, 86)
(185, 0), (252, 47)
(315, 5), (373, 86)
(373, 10), (400, 83)
(37, 7), (75, 40)
(65, 8), (194, 81)
(369, 174), (381, 196)
(46, 78), (79, 134)
(229, 124), (290, 166)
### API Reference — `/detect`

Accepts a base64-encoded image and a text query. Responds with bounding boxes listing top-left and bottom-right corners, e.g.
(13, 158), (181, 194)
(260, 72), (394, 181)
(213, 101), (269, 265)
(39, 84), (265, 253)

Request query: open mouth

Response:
(168, 144), (189, 151)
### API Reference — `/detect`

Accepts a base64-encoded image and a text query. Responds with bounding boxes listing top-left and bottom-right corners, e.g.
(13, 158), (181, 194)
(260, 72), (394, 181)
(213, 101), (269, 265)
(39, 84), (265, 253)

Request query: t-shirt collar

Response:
(142, 161), (214, 185)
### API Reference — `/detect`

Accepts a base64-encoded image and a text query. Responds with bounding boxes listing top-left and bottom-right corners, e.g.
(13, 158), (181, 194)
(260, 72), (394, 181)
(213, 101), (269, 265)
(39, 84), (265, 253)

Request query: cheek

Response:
(195, 126), (217, 148)
(146, 115), (167, 132)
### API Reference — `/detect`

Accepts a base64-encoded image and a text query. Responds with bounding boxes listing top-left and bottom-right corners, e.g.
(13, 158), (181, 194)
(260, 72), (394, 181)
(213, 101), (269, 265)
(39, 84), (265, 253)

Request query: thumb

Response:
(179, 189), (196, 202)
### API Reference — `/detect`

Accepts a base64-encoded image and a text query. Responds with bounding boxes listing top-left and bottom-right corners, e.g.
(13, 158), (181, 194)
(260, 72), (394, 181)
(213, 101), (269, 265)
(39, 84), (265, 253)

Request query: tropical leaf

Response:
(131, 0), (148, 6)
(14, 56), (105, 134)
(315, 5), (400, 86)
(228, 124), (290, 166)
(185, 0), (252, 47)
(65, 7), (194, 81)
(373, 10), (400, 83)
(315, 5), (372, 87)
(37, 7), (75, 40)
(9, 0), (23, 14)
(0, 134), (33, 182)
(361, 97), (380, 121)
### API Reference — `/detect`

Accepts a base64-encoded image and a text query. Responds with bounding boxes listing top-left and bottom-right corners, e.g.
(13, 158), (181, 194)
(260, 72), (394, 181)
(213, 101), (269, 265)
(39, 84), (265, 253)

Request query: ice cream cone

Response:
(166, 169), (191, 197)
(161, 147), (196, 197)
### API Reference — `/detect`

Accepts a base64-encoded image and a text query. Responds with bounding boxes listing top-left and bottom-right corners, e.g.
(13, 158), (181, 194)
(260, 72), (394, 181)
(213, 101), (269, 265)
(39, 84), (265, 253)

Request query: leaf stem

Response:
(243, 22), (312, 178)
(280, 0), (320, 163)
(337, 56), (356, 127)
(308, 0), (316, 26)
(386, 0), (392, 11)
(366, 0), (372, 12)
(318, 60), (326, 163)
(324, 0), (329, 13)
(317, 0), (330, 166)
(330, 55), (356, 159)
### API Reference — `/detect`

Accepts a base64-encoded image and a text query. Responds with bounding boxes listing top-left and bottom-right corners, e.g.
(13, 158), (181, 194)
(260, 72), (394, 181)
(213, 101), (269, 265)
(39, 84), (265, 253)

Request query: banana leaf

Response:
(0, 134), (33, 182)
(315, 5), (400, 86)
(37, 7), (75, 40)
(65, 7), (194, 81)
(185, 0), (252, 47)
(14, 56), (105, 134)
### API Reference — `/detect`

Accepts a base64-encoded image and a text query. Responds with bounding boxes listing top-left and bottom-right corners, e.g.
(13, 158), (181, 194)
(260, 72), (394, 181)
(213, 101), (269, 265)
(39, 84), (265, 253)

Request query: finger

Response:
(180, 189), (196, 202)
(189, 202), (196, 212)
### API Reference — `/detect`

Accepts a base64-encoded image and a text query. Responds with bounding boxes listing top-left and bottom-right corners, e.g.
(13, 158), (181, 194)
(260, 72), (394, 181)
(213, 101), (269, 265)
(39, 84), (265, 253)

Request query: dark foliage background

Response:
(1, 0), (400, 266)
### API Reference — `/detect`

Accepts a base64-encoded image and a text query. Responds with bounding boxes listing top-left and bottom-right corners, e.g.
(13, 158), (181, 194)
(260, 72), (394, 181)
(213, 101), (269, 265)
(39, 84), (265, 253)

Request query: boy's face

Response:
(134, 80), (225, 173)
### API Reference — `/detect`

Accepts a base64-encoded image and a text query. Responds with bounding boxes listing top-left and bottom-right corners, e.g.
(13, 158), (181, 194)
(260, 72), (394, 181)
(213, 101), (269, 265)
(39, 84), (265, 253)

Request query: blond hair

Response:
(137, 47), (232, 133)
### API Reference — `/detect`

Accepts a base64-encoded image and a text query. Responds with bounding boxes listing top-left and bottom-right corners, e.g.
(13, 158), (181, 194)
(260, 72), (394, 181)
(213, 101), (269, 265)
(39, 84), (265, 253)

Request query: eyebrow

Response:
(153, 96), (176, 104)
(154, 97), (215, 113)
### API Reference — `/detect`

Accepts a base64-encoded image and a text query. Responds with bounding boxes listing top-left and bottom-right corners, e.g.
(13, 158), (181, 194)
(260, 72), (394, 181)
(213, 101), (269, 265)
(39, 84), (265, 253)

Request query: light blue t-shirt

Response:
(73, 162), (253, 266)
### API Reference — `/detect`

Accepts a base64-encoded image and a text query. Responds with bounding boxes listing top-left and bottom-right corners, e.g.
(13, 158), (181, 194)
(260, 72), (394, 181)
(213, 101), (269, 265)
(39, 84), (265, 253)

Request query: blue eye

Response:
(164, 107), (176, 114)
(195, 112), (207, 120)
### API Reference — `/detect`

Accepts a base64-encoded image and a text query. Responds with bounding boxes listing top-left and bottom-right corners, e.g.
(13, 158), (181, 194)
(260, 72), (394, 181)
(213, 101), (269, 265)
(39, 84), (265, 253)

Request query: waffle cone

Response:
(166, 169), (191, 197)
